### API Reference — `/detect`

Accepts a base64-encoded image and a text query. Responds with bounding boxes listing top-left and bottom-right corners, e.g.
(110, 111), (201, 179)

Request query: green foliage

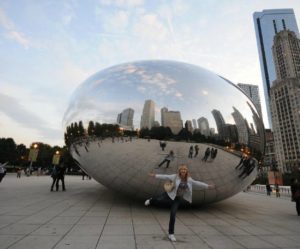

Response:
(0, 138), (17, 164)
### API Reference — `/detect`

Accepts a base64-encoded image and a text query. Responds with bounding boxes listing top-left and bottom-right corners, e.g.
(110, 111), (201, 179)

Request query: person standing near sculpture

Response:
(0, 163), (7, 183)
(290, 178), (300, 216)
(56, 162), (66, 191)
(275, 183), (280, 198)
(50, 165), (58, 191)
(145, 165), (214, 242)
(266, 184), (272, 196)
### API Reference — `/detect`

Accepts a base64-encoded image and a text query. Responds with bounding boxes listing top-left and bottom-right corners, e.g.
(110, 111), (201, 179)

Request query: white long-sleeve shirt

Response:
(155, 174), (209, 203)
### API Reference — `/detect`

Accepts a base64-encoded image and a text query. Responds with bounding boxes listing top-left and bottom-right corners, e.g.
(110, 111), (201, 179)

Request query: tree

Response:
(0, 137), (17, 163)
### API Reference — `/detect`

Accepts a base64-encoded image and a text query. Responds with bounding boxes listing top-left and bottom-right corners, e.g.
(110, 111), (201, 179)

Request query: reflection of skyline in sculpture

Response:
(231, 107), (249, 145)
(211, 109), (226, 139)
(197, 117), (210, 137)
(192, 119), (197, 129)
(140, 99), (155, 129)
(185, 120), (193, 133)
(247, 101), (265, 153)
(63, 60), (265, 205)
(160, 107), (183, 135)
(117, 108), (134, 130)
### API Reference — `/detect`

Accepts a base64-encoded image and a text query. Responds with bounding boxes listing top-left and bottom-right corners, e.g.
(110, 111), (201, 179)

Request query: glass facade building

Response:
(253, 9), (299, 128)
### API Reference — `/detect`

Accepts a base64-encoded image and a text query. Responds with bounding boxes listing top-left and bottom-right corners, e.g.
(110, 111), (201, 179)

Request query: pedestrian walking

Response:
(144, 165), (214, 242)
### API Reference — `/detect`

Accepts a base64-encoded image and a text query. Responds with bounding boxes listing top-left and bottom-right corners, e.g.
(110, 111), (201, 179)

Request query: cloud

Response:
(0, 7), (31, 49)
(134, 13), (168, 41)
(0, 93), (61, 140)
(5, 30), (30, 49)
(102, 10), (129, 32)
(99, 0), (144, 7)
(0, 7), (14, 29)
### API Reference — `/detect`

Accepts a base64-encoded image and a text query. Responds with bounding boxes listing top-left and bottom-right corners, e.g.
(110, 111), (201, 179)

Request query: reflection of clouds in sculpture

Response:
(63, 60), (261, 134)
(63, 60), (265, 205)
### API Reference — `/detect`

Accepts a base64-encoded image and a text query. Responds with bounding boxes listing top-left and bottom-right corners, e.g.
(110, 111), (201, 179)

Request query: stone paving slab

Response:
(0, 174), (299, 249)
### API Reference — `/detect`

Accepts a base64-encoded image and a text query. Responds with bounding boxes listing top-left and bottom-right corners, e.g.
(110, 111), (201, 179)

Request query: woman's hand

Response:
(148, 172), (156, 177)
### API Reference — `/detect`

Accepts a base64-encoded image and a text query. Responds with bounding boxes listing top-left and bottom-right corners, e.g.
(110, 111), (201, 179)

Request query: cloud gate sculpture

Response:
(63, 60), (265, 205)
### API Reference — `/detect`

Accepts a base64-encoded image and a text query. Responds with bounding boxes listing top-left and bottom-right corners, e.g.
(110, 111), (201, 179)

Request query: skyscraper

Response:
(253, 9), (299, 127)
(211, 109), (226, 139)
(270, 30), (300, 172)
(162, 110), (183, 135)
(231, 107), (249, 145)
(192, 119), (197, 129)
(237, 83), (263, 118)
(140, 100), (155, 129)
(197, 117), (210, 137)
(117, 108), (134, 130)
(161, 107), (168, 127)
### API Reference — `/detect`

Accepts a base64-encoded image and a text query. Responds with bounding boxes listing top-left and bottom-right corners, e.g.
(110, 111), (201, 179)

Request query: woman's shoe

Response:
(168, 234), (176, 242)
(144, 199), (151, 206)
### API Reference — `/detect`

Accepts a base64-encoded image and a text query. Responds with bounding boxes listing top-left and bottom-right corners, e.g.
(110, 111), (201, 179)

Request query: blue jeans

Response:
(150, 192), (188, 234)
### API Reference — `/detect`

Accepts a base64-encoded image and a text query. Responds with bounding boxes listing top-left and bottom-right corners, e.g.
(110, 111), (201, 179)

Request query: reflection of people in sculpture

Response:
(157, 150), (175, 168)
(238, 157), (256, 178)
(210, 148), (218, 160)
(201, 147), (210, 162)
(194, 145), (199, 157)
(159, 141), (167, 151)
(188, 146), (193, 158)
(235, 155), (246, 169)
(145, 165), (214, 242)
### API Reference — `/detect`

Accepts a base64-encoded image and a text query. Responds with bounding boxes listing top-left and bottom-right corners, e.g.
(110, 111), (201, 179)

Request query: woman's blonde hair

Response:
(178, 164), (190, 181)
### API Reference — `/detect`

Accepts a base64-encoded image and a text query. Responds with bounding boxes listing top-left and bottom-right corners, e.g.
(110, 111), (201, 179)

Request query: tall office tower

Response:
(270, 30), (300, 172)
(253, 8), (299, 127)
(161, 107), (168, 127)
(120, 108), (134, 129)
(231, 107), (249, 145)
(185, 120), (193, 133)
(192, 119), (197, 129)
(140, 100), (155, 129)
(237, 83), (263, 118)
(163, 111), (183, 135)
(197, 117), (210, 137)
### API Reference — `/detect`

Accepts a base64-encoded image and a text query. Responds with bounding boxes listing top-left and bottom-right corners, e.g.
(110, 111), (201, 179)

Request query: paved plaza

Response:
(0, 174), (299, 249)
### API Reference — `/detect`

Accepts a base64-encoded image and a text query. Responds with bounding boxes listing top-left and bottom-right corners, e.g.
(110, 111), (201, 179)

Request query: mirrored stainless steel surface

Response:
(63, 60), (265, 205)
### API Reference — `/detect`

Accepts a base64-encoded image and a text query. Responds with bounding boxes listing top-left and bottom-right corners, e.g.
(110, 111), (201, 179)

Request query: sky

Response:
(0, 0), (300, 147)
